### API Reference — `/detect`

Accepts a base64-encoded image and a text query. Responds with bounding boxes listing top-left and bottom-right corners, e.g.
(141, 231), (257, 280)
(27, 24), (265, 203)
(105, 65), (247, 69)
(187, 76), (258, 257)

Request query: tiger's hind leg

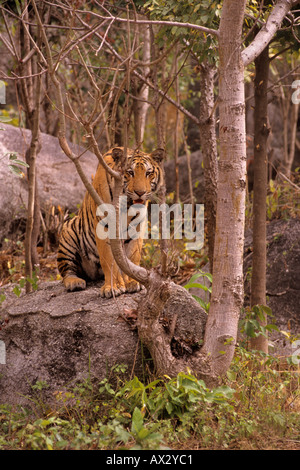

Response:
(57, 217), (87, 291)
(63, 275), (86, 291)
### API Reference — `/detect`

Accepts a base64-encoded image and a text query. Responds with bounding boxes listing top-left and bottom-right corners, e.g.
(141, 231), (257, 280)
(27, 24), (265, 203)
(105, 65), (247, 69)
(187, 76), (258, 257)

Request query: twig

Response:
(0, 68), (47, 81)
(277, 171), (300, 191)
(72, 8), (200, 125)
(31, 0), (120, 188)
(44, 1), (219, 38)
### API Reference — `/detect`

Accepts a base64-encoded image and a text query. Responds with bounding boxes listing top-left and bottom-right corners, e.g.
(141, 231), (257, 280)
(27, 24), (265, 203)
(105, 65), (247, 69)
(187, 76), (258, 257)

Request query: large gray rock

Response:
(0, 279), (207, 406)
(0, 282), (144, 406)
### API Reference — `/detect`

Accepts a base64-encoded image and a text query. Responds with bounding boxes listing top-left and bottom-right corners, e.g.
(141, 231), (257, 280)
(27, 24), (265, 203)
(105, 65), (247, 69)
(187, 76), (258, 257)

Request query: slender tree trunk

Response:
(250, 46), (270, 353)
(25, 75), (41, 292)
(133, 19), (151, 147)
(174, 48), (180, 203)
(150, 26), (168, 273)
(182, 136), (194, 209)
(282, 100), (299, 177)
(198, 61), (218, 272)
(202, 0), (247, 377)
(25, 145), (41, 269)
(278, 82), (291, 177)
(19, 3), (42, 289)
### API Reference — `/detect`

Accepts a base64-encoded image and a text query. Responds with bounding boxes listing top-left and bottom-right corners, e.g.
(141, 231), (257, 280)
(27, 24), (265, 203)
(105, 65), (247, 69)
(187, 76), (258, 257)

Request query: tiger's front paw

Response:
(126, 279), (143, 293)
(64, 276), (86, 291)
(100, 282), (126, 298)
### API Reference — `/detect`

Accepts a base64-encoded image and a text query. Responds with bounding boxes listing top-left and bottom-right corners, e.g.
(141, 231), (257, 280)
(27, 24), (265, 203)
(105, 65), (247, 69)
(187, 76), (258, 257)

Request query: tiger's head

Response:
(111, 147), (164, 204)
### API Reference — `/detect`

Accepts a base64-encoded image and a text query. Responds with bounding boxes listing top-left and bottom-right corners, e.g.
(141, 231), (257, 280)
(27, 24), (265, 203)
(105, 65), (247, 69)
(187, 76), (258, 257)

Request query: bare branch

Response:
(48, 2), (200, 126)
(30, 0), (121, 187)
(99, 32), (200, 124)
(0, 67), (47, 81)
(1, 9), (20, 59)
(106, 16), (219, 38)
(0, 32), (17, 58)
(44, 0), (219, 38)
(242, 0), (296, 66)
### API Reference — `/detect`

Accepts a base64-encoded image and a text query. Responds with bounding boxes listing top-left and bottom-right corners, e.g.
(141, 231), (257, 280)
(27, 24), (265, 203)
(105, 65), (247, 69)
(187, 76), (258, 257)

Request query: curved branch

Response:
(242, 0), (296, 66)
(44, 1), (219, 38)
(97, 16), (219, 38)
(31, 0), (121, 184)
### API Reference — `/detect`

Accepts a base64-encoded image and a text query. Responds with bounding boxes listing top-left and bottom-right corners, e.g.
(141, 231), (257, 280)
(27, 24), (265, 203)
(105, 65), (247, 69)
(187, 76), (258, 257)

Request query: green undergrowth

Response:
(245, 173), (300, 226)
(0, 350), (299, 450)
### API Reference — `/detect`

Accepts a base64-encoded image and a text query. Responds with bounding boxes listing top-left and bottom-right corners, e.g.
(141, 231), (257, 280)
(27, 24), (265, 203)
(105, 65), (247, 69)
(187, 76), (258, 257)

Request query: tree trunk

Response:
(282, 100), (299, 177)
(133, 18), (151, 147)
(25, 75), (41, 293)
(136, 271), (214, 386)
(250, 46), (270, 353)
(19, 4), (42, 291)
(174, 48), (180, 204)
(202, 0), (247, 377)
(198, 61), (218, 272)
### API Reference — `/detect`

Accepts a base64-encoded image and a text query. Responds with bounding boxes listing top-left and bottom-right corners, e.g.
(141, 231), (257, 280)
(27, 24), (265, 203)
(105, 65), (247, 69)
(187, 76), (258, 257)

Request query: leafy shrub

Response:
(0, 355), (299, 450)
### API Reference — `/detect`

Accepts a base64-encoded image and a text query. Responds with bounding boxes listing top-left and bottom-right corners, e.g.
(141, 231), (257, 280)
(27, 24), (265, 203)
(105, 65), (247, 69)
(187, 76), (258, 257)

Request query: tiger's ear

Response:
(111, 147), (124, 162)
(150, 148), (165, 163)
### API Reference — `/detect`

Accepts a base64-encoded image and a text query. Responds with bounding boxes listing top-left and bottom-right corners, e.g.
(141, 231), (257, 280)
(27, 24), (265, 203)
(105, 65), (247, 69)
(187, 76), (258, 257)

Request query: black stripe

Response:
(82, 207), (97, 255)
(67, 228), (81, 250)
(58, 242), (77, 257)
(57, 256), (80, 267)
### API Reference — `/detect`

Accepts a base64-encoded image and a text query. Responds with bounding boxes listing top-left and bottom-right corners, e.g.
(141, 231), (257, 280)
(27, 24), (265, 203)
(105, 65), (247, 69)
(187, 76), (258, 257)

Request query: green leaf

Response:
(265, 323), (279, 332)
(261, 305), (272, 316)
(185, 271), (212, 284)
(9, 154), (29, 167)
(226, 370), (237, 382)
(244, 320), (256, 338)
(165, 401), (173, 415)
(184, 282), (211, 292)
(8, 165), (25, 177)
(131, 407), (144, 434)
(14, 159), (28, 167)
(13, 285), (21, 297)
(14, 0), (22, 16)
(214, 385), (235, 398)
(252, 305), (267, 323)
(115, 426), (131, 444)
(137, 427), (150, 440)
(192, 295), (209, 311)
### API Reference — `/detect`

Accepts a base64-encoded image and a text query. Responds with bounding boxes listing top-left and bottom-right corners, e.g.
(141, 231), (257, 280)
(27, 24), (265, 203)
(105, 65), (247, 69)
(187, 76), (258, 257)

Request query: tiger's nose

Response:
(135, 190), (146, 197)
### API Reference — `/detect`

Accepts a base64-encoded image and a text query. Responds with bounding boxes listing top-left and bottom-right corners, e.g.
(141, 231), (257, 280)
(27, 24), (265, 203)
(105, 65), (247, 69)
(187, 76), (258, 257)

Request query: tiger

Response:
(57, 146), (164, 298)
